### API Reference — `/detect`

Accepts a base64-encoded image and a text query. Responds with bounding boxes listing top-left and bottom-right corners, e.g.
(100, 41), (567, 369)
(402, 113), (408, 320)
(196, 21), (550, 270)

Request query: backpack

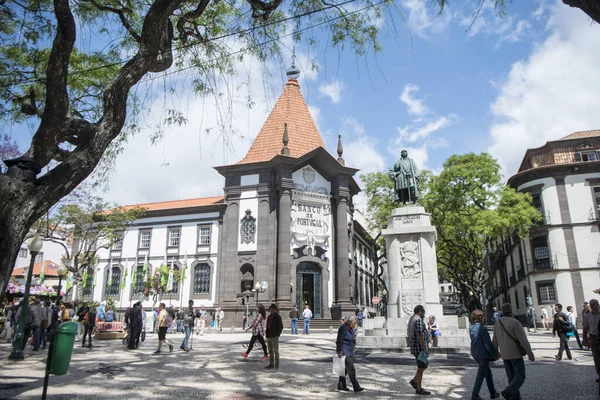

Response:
(166, 314), (173, 328)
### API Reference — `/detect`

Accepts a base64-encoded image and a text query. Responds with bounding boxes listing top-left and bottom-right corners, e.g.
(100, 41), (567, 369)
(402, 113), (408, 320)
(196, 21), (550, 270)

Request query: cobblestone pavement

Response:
(0, 329), (597, 399)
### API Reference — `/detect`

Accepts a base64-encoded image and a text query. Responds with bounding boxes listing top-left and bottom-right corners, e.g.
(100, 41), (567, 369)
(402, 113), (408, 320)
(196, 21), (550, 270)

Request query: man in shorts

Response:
(408, 304), (431, 395)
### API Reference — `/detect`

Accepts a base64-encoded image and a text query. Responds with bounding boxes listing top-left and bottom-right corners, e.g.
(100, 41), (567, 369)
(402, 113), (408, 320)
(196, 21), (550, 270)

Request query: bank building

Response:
(39, 69), (382, 326)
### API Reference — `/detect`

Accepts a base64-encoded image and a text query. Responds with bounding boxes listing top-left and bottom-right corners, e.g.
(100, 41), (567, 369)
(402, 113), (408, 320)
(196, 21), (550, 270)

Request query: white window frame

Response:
(198, 226), (211, 245)
(168, 227), (181, 247)
(538, 283), (556, 303)
(139, 230), (152, 249)
(19, 248), (28, 258)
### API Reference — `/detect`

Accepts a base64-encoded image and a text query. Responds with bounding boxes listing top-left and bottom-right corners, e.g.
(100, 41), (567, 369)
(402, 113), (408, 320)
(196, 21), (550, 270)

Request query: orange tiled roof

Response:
(560, 129), (600, 140)
(238, 79), (325, 164)
(12, 260), (60, 277)
(120, 196), (225, 212)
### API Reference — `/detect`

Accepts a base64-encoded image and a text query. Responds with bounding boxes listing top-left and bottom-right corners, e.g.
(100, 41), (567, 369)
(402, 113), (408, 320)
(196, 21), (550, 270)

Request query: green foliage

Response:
(34, 193), (146, 291)
(422, 153), (540, 311)
(360, 171), (395, 232)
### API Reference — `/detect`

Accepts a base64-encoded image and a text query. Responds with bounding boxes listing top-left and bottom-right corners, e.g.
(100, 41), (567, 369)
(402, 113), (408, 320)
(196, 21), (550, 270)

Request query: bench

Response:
(94, 321), (124, 340)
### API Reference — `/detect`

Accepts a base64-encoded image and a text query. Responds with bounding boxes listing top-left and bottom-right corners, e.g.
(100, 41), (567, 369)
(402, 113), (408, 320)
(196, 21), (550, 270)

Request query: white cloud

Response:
(398, 115), (456, 143)
(487, 1), (600, 177)
(399, 84), (429, 116)
(400, 0), (453, 38)
(97, 52), (276, 206)
(318, 80), (344, 104)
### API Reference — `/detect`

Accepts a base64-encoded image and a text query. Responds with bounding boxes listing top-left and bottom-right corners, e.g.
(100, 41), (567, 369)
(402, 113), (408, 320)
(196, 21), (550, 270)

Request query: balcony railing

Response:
(517, 268), (525, 280)
(533, 254), (558, 271)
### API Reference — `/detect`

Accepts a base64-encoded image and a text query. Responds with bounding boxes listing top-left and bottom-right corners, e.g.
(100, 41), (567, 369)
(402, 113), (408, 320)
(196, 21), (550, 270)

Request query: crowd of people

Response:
(3, 296), (600, 398)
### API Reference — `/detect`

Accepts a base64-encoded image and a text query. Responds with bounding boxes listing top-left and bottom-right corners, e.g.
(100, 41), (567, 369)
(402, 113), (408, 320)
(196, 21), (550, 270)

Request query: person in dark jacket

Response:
(82, 306), (95, 348)
(336, 315), (364, 392)
(553, 303), (572, 360)
(128, 302), (143, 350)
(265, 303), (283, 369)
(469, 309), (500, 400)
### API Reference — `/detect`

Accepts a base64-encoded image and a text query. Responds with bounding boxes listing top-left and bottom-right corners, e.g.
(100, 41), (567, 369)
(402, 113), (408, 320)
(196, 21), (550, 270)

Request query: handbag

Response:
(332, 355), (346, 376)
(417, 350), (429, 365)
(141, 330), (146, 342)
(498, 319), (526, 356)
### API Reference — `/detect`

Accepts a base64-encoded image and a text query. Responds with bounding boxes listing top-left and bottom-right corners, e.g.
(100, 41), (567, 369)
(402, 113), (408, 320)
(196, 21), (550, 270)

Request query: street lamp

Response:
(56, 265), (68, 305)
(253, 281), (268, 305)
(9, 233), (43, 360)
(42, 263), (68, 400)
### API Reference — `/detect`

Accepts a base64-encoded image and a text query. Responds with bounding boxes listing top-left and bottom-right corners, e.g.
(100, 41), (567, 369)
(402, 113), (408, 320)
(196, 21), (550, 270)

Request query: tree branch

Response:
(562, 0), (600, 24)
(28, 0), (76, 167)
(246, 0), (284, 20)
(87, 0), (142, 42)
(175, 0), (210, 44)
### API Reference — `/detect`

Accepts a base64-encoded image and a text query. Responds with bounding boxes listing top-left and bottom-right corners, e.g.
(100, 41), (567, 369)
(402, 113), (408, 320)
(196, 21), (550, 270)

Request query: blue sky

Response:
(8, 0), (600, 210)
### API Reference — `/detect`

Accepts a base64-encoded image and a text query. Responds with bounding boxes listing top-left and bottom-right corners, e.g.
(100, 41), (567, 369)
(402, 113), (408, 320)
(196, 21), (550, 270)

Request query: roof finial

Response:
(286, 48), (300, 81)
(281, 123), (290, 155)
(337, 134), (345, 166)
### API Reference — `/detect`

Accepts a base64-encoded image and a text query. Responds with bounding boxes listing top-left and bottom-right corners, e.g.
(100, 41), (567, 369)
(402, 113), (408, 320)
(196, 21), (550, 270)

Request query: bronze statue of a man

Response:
(389, 150), (419, 205)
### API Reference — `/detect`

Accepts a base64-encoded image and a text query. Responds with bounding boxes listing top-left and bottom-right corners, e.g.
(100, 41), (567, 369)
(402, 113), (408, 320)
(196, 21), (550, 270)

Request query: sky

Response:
(8, 0), (600, 212)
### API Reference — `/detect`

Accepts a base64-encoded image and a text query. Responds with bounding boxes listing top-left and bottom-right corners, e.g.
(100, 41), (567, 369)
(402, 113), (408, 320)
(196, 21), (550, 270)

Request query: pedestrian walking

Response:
(180, 300), (195, 352)
(408, 305), (431, 396)
(289, 305), (299, 335)
(154, 303), (174, 354)
(241, 304), (268, 361)
(583, 299), (600, 382)
(197, 305), (207, 335)
(552, 304), (572, 360)
(493, 303), (535, 400)
(427, 315), (441, 348)
(97, 301), (106, 322)
(265, 303), (283, 369)
(335, 315), (364, 392)
(217, 307), (225, 331)
(541, 307), (549, 330)
(81, 306), (96, 348)
(31, 298), (45, 351)
(41, 300), (51, 349)
(469, 309), (500, 400)
(526, 307), (537, 332)
(75, 303), (86, 342)
(566, 306), (583, 349)
(302, 305), (312, 335)
(128, 302), (143, 349)
(492, 307), (502, 323)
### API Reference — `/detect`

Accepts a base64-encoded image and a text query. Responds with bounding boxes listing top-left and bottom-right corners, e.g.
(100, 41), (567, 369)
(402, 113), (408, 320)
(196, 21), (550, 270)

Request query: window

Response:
(34, 252), (44, 263)
(82, 269), (94, 297)
(193, 263), (211, 295)
(594, 187), (600, 214)
(198, 226), (211, 245)
(139, 230), (151, 249)
(537, 282), (556, 303)
(104, 266), (121, 297)
(576, 150), (599, 162)
(515, 289), (520, 309)
(19, 248), (27, 258)
(113, 238), (123, 251)
(132, 265), (145, 296)
(168, 228), (180, 247)
(167, 265), (180, 295)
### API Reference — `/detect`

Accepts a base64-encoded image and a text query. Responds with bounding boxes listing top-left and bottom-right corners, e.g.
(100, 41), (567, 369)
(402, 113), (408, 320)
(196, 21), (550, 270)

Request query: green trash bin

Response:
(50, 321), (78, 375)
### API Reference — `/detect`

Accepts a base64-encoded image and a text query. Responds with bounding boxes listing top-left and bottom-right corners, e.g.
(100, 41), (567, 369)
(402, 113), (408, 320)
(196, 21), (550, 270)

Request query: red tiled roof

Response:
(12, 260), (60, 277)
(238, 79), (325, 164)
(120, 196), (225, 212)
(560, 129), (600, 140)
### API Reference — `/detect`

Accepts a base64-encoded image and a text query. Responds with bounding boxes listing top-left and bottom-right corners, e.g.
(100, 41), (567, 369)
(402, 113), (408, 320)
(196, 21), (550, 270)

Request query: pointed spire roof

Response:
(238, 78), (325, 164)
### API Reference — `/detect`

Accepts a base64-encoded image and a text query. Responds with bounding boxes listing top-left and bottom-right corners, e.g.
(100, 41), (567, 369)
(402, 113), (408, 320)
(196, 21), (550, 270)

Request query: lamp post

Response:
(9, 233), (43, 360)
(55, 265), (68, 306)
(41, 263), (68, 400)
(253, 281), (268, 305)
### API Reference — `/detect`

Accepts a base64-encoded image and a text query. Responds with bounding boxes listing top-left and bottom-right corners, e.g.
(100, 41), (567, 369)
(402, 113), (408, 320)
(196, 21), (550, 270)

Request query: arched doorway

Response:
(296, 262), (322, 319)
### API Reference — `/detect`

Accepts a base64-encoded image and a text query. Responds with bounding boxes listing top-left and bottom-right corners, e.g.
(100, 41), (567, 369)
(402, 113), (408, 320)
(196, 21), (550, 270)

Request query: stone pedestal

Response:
(358, 206), (470, 351)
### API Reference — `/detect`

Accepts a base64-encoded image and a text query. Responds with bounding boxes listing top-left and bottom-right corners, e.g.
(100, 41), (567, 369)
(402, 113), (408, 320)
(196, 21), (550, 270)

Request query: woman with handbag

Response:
(469, 309), (500, 400)
(335, 315), (364, 392)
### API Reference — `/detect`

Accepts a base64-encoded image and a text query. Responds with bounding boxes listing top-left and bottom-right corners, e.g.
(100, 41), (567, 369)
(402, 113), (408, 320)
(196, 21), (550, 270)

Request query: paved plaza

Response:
(0, 329), (597, 399)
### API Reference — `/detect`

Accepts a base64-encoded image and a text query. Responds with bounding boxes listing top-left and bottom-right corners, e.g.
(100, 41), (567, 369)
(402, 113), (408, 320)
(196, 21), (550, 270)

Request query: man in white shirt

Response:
(541, 307), (549, 330)
(302, 305), (313, 335)
(566, 306), (583, 349)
